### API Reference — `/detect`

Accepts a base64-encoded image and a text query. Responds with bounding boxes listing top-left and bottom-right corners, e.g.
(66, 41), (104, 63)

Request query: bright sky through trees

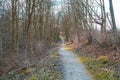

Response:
(53, 0), (120, 28)
(19, 0), (120, 26)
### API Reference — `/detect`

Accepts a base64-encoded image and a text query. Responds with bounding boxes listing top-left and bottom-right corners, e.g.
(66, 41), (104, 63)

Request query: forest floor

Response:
(0, 48), (63, 80)
(58, 43), (93, 80)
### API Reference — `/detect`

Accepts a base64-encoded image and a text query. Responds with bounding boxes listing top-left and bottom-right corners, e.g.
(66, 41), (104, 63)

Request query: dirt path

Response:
(58, 44), (93, 80)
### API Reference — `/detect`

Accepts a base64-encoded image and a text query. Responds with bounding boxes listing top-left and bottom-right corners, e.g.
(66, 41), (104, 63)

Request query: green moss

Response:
(22, 68), (33, 75)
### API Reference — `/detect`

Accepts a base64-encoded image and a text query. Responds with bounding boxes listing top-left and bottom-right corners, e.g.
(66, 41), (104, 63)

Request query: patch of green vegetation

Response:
(29, 75), (38, 80)
(27, 51), (62, 80)
(78, 55), (120, 80)
(64, 47), (73, 50)
(27, 60), (61, 80)
(0, 50), (62, 80)
(21, 67), (34, 75)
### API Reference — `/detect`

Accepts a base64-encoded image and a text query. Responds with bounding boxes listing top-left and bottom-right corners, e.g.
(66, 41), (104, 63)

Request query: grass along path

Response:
(75, 50), (120, 80)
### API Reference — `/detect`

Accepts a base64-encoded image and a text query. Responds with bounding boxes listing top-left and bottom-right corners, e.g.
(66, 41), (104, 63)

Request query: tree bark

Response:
(109, 0), (117, 32)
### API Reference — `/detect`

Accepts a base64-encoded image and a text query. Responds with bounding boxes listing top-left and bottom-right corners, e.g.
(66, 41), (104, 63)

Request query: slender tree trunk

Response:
(11, 0), (15, 53)
(109, 0), (117, 32)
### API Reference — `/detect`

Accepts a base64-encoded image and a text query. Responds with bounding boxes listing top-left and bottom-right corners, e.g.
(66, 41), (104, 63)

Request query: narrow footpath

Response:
(58, 43), (93, 80)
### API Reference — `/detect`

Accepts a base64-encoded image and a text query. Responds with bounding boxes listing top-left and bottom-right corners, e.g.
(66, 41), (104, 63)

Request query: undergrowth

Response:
(28, 52), (62, 80)
(0, 50), (62, 80)
(76, 50), (120, 80)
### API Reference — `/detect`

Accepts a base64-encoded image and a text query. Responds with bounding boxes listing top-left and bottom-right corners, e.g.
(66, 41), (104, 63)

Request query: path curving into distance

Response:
(58, 43), (93, 80)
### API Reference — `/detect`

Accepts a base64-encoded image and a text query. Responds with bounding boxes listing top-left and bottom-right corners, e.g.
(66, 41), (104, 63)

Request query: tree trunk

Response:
(109, 0), (117, 32)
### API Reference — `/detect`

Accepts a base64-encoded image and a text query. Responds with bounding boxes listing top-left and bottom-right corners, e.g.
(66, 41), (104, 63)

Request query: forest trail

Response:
(58, 43), (93, 80)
